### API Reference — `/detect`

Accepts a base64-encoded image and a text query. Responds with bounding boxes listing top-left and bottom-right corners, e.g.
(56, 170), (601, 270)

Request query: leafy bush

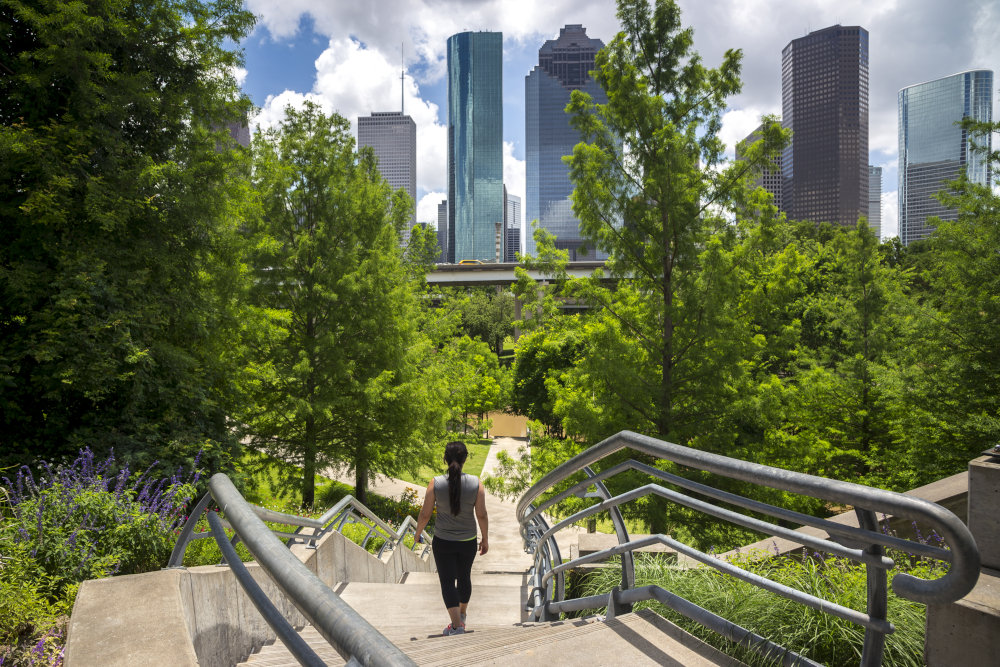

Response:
(1, 448), (199, 666)
(577, 550), (935, 666)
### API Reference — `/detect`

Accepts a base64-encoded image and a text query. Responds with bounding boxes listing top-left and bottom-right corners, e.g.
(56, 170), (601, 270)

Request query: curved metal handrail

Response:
(168, 490), (430, 567)
(515, 430), (980, 667)
(173, 474), (416, 667)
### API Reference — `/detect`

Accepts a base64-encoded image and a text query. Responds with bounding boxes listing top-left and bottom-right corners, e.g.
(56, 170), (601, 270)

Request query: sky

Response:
(237, 0), (1000, 239)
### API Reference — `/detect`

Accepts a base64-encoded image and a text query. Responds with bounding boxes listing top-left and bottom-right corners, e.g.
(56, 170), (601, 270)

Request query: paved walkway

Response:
(322, 436), (580, 574)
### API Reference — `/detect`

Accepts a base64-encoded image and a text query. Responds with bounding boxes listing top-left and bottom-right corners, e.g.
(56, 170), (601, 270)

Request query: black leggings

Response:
(432, 536), (477, 608)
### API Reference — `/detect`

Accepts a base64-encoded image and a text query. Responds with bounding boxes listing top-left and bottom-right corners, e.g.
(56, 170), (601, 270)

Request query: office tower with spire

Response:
(781, 25), (869, 227)
(447, 31), (503, 263)
(357, 111), (417, 245)
(357, 57), (417, 246)
(898, 69), (993, 245)
(524, 24), (606, 260)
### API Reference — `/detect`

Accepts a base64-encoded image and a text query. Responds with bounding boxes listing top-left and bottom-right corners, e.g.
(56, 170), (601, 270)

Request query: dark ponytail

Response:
(444, 441), (468, 516)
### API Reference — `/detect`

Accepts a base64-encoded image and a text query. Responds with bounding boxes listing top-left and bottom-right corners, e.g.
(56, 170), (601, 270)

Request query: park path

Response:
(321, 436), (580, 573)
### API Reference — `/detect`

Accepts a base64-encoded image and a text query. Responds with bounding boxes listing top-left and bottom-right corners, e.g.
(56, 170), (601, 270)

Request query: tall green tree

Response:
(245, 103), (445, 505)
(563, 0), (788, 443)
(0, 0), (255, 471)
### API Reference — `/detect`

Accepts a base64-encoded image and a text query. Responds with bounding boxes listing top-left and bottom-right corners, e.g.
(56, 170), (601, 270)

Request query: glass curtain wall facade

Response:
(898, 70), (993, 245)
(781, 25), (869, 226)
(357, 111), (417, 246)
(525, 25), (606, 260)
(447, 31), (503, 263)
(436, 199), (448, 263)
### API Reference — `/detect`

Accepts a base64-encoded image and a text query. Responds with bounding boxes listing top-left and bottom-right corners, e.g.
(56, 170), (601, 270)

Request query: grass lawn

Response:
(396, 440), (493, 487)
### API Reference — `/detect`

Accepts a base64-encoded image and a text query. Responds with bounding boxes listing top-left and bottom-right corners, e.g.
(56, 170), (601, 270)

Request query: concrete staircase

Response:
(239, 573), (741, 666)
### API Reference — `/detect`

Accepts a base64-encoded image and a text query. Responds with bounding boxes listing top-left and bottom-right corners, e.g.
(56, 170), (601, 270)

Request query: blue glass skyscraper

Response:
(898, 70), (993, 245)
(447, 31), (503, 263)
(525, 25), (606, 260)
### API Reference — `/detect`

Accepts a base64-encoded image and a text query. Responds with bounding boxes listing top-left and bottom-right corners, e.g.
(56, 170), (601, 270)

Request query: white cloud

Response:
(503, 141), (526, 204)
(231, 66), (248, 86)
(255, 38), (449, 194)
(417, 191), (446, 226)
(253, 90), (331, 132)
(881, 189), (898, 240)
(245, 0), (620, 84)
(720, 107), (776, 160)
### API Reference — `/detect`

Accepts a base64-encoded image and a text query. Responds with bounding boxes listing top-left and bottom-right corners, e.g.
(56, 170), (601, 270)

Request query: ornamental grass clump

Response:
(578, 546), (939, 667)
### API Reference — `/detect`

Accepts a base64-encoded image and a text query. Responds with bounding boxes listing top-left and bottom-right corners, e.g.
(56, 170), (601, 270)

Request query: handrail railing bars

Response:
(182, 474), (415, 666)
(204, 510), (326, 667)
(168, 492), (429, 568)
(515, 430), (980, 667)
(583, 465), (634, 593)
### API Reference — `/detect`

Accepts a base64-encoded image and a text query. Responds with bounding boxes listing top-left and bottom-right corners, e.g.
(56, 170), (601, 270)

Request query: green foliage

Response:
(0, 0), (256, 474)
(579, 552), (932, 666)
(458, 288), (515, 357)
(242, 102), (448, 505)
(435, 335), (511, 434)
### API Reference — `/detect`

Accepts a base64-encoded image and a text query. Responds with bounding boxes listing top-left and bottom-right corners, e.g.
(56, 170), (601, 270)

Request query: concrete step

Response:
(332, 581), (528, 631)
(240, 609), (744, 667)
(398, 571), (527, 587)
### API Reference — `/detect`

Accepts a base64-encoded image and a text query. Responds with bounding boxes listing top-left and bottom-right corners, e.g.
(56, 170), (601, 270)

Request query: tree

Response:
(563, 0), (788, 443)
(244, 103), (445, 505)
(0, 0), (255, 472)
(459, 288), (514, 357)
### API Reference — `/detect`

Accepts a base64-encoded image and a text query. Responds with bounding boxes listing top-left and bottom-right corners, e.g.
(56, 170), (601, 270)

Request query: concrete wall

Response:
(64, 530), (434, 667)
(925, 455), (1000, 665)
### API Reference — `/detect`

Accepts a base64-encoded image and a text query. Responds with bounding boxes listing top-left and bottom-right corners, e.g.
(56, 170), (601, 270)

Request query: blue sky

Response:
(237, 0), (1000, 238)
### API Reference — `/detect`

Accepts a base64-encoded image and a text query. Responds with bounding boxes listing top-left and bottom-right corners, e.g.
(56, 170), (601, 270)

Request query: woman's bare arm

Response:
(475, 481), (489, 555)
(414, 480), (435, 543)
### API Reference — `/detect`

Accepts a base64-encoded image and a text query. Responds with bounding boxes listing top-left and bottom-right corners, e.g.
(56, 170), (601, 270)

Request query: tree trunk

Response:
(355, 457), (368, 505)
(303, 413), (316, 508)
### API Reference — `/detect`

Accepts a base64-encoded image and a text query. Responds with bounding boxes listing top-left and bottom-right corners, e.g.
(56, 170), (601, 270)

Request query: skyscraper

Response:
(504, 190), (521, 262)
(898, 70), (993, 245)
(736, 122), (782, 206)
(447, 31), (503, 263)
(357, 111), (417, 245)
(868, 165), (882, 238)
(437, 199), (449, 263)
(781, 25), (869, 226)
(525, 24), (606, 260)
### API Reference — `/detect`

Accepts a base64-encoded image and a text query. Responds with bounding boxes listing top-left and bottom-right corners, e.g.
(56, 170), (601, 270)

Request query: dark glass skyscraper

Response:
(898, 70), (993, 245)
(447, 31), (503, 263)
(525, 24), (606, 260)
(781, 25), (869, 226)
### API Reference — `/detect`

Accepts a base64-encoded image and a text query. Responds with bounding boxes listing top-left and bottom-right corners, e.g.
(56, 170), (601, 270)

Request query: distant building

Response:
(868, 166), (882, 238)
(781, 25), (869, 226)
(525, 24), (606, 260)
(504, 189), (521, 262)
(226, 120), (251, 147)
(447, 31), (503, 263)
(898, 69), (993, 245)
(437, 199), (449, 263)
(358, 111), (417, 246)
(736, 122), (782, 206)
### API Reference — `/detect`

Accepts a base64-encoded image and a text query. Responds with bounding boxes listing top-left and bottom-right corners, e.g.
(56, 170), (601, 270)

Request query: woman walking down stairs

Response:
(239, 439), (739, 667)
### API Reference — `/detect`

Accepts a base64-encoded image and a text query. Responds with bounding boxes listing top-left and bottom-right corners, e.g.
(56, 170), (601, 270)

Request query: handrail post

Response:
(857, 508), (888, 667)
(584, 466), (634, 595)
(167, 491), (213, 568)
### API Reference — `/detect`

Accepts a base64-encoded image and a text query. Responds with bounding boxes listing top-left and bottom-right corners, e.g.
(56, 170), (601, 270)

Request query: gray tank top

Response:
(433, 473), (479, 541)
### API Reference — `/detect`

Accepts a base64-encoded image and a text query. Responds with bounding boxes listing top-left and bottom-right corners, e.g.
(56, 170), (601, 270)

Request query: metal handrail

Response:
(515, 430), (981, 667)
(168, 490), (430, 567)
(172, 474), (416, 667)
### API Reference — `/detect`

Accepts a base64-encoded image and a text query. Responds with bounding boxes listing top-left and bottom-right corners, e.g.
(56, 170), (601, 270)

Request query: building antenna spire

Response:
(400, 43), (405, 114)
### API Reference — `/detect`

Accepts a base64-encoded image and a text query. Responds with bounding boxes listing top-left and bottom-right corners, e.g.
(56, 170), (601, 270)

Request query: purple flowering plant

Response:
(1, 447), (202, 597)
